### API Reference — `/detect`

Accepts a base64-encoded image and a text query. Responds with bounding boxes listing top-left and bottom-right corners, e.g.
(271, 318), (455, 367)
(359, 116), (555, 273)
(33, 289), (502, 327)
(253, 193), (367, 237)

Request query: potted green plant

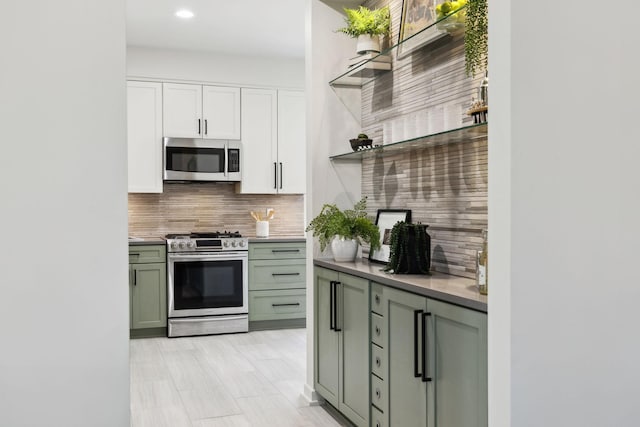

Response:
(383, 222), (431, 274)
(336, 6), (391, 54)
(306, 197), (380, 262)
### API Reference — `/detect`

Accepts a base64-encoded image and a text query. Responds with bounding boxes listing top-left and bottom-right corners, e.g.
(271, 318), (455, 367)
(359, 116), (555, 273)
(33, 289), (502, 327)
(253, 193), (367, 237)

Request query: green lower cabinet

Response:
(381, 284), (488, 427)
(130, 262), (167, 330)
(314, 267), (369, 427)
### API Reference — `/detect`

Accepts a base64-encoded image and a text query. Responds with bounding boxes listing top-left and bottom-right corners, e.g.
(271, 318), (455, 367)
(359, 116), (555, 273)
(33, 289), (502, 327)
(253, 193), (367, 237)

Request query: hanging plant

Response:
(465, 0), (488, 77)
(383, 222), (431, 274)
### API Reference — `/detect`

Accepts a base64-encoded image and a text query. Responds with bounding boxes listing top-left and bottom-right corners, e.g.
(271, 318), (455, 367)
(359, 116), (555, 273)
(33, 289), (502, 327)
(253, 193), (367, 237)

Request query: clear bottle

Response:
(477, 229), (488, 295)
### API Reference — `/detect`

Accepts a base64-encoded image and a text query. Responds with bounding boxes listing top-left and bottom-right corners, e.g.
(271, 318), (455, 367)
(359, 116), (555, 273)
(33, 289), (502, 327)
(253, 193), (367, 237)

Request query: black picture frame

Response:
(369, 209), (412, 264)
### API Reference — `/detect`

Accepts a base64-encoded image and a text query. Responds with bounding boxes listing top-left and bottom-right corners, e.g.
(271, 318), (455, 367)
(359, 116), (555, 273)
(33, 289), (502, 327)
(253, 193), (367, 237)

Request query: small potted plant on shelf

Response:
(336, 6), (391, 54)
(306, 197), (380, 262)
(350, 133), (373, 151)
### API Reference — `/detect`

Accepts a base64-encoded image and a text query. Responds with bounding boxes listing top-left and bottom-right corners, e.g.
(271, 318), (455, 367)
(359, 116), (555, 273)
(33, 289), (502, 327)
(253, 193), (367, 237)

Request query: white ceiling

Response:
(126, 0), (307, 59)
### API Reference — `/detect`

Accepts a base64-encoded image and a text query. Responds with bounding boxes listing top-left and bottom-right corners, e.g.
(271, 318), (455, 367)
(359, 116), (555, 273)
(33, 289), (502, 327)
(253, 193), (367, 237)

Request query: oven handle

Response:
(168, 252), (248, 261)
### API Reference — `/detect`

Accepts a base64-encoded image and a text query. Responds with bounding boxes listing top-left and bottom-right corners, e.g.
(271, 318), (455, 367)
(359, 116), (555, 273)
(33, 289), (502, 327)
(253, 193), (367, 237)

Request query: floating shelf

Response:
(330, 122), (487, 161)
(329, 4), (467, 88)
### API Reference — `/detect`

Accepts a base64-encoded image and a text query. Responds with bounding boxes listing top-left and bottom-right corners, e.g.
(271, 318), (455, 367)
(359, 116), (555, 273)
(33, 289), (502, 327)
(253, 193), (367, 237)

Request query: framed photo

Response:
(397, 0), (446, 58)
(369, 209), (412, 264)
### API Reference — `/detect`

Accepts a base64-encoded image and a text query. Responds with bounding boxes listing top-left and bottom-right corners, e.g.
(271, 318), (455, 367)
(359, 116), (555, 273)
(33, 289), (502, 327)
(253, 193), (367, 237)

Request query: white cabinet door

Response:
(162, 83), (202, 138)
(277, 90), (306, 194)
(237, 88), (278, 194)
(127, 81), (163, 193)
(202, 86), (241, 140)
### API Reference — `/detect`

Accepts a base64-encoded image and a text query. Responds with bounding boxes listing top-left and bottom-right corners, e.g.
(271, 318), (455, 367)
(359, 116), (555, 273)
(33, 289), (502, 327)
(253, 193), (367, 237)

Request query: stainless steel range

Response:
(166, 231), (248, 337)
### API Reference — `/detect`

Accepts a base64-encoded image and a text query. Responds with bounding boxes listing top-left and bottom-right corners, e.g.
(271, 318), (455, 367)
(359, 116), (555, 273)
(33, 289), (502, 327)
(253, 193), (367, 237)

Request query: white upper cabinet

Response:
(237, 89), (306, 195)
(127, 81), (163, 193)
(237, 88), (278, 194)
(277, 90), (306, 194)
(162, 83), (202, 138)
(202, 86), (241, 139)
(163, 83), (240, 140)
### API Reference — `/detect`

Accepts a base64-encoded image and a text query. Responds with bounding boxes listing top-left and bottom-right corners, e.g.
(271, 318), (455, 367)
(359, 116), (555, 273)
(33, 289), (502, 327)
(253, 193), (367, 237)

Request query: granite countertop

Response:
(248, 236), (306, 243)
(128, 236), (165, 246)
(314, 258), (487, 313)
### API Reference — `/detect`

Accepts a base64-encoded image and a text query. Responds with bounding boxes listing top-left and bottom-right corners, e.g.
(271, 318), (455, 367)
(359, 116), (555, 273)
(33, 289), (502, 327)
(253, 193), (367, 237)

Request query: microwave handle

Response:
(224, 145), (228, 177)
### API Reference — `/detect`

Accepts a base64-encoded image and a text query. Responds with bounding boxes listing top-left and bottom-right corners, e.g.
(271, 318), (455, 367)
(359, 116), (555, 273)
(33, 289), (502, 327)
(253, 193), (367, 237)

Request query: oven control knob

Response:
(179, 242), (186, 249)
(171, 242), (178, 249)
(188, 242), (195, 248)
(239, 240), (246, 247)
(231, 241), (238, 247)
(223, 241), (230, 247)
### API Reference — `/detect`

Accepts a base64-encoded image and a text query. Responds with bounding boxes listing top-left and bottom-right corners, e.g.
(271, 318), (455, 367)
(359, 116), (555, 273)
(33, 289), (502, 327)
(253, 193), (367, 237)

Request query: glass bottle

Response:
(477, 229), (488, 295)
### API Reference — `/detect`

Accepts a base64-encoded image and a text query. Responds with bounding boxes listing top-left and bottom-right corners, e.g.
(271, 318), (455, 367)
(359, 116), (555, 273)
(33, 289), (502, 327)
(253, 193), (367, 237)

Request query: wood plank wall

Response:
(128, 183), (304, 237)
(360, 0), (488, 278)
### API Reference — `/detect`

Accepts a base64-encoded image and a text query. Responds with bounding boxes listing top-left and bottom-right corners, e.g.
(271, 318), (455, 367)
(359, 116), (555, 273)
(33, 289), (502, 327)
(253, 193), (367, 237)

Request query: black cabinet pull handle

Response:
(271, 272), (300, 276)
(329, 280), (335, 331)
(334, 281), (342, 332)
(375, 388), (381, 398)
(279, 162), (283, 189)
(422, 312), (432, 382)
(271, 249), (300, 253)
(376, 423), (381, 427)
(133, 270), (137, 286)
(204, 119), (208, 135)
(375, 325), (381, 336)
(274, 162), (277, 189)
(414, 309), (423, 378)
(375, 294), (380, 304)
(198, 119), (201, 134)
(376, 356), (381, 367)
(272, 302), (300, 307)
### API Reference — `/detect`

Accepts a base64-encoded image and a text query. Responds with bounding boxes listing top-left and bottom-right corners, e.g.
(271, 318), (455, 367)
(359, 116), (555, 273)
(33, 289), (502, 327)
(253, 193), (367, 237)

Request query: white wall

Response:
(0, 1), (129, 426)
(304, 0), (364, 402)
(127, 46), (305, 89)
(490, 0), (640, 425)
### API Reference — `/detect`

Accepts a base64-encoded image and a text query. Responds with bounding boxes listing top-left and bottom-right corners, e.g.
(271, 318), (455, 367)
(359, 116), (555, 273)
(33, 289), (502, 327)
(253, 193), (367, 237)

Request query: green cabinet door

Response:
(130, 263), (167, 329)
(314, 267), (340, 408)
(427, 299), (487, 427)
(337, 273), (369, 427)
(385, 285), (428, 427)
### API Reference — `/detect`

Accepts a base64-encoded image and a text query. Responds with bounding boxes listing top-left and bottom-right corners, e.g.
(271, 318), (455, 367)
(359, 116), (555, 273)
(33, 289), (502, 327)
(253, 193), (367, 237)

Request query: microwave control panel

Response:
(228, 149), (240, 173)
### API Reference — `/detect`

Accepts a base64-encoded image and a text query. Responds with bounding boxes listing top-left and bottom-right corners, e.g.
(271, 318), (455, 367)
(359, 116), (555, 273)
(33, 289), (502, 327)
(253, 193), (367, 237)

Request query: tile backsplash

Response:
(128, 183), (305, 237)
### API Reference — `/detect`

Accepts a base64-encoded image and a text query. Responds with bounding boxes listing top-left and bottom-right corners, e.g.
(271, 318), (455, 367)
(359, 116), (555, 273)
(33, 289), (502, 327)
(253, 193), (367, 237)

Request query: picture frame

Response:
(397, 0), (447, 58)
(369, 209), (412, 264)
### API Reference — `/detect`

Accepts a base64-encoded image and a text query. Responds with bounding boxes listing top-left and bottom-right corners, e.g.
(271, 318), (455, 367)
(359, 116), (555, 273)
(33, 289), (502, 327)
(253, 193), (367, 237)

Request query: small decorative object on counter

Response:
(467, 71), (488, 123)
(306, 197), (380, 262)
(350, 133), (373, 152)
(476, 228), (488, 294)
(383, 222), (431, 274)
(251, 209), (275, 238)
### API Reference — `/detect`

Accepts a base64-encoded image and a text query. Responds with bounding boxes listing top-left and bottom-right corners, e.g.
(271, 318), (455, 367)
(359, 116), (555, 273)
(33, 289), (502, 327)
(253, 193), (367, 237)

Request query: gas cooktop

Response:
(165, 231), (242, 239)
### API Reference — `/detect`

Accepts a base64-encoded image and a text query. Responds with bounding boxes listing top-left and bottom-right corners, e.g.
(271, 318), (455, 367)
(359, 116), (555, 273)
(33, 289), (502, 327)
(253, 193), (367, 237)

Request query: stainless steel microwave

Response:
(163, 138), (241, 182)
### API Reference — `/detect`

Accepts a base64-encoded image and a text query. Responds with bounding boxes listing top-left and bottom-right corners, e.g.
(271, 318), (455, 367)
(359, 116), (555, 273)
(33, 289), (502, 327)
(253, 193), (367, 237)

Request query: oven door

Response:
(167, 251), (248, 318)
(164, 137), (228, 181)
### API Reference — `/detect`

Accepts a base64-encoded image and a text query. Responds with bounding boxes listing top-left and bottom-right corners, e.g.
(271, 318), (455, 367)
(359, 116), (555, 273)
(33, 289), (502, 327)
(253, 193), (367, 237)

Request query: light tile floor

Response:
(130, 328), (349, 427)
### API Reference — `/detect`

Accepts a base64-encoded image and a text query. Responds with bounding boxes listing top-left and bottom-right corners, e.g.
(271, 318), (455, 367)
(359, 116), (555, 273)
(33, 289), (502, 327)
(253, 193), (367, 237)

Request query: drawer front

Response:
(249, 259), (306, 291)
(371, 343), (385, 380)
(371, 313), (385, 348)
(371, 374), (387, 413)
(371, 282), (384, 316)
(249, 242), (306, 260)
(129, 245), (166, 264)
(249, 289), (306, 321)
(371, 405), (386, 427)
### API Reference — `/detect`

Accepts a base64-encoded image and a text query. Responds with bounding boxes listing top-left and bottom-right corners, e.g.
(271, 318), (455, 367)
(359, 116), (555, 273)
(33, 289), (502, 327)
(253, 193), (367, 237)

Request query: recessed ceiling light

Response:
(175, 9), (194, 19)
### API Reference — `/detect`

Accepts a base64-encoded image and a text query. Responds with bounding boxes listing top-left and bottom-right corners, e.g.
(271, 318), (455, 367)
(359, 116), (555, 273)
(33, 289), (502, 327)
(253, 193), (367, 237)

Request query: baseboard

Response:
(249, 318), (306, 331)
(130, 327), (167, 339)
(301, 383), (323, 406)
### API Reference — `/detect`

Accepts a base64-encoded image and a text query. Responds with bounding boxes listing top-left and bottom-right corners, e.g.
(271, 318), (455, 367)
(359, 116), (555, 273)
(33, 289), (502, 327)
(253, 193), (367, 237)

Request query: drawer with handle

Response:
(371, 282), (384, 316)
(129, 245), (166, 264)
(371, 313), (385, 348)
(248, 259), (306, 291)
(371, 405), (386, 427)
(371, 343), (385, 380)
(248, 289), (306, 321)
(249, 242), (305, 260)
(371, 373), (387, 413)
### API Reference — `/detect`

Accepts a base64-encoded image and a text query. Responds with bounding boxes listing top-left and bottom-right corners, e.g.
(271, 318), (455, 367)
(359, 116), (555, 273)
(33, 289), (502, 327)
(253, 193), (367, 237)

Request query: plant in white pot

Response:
(336, 6), (391, 54)
(306, 197), (380, 262)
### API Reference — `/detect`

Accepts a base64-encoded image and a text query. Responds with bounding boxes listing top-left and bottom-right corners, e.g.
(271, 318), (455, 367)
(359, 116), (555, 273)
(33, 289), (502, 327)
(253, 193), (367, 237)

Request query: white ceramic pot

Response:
(356, 34), (380, 54)
(331, 237), (359, 262)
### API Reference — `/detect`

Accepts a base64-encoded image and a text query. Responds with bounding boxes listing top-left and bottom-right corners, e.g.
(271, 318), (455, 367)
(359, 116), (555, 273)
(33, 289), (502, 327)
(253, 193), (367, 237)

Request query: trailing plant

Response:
(465, 0), (488, 77)
(306, 197), (380, 252)
(384, 222), (431, 274)
(336, 6), (390, 38)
